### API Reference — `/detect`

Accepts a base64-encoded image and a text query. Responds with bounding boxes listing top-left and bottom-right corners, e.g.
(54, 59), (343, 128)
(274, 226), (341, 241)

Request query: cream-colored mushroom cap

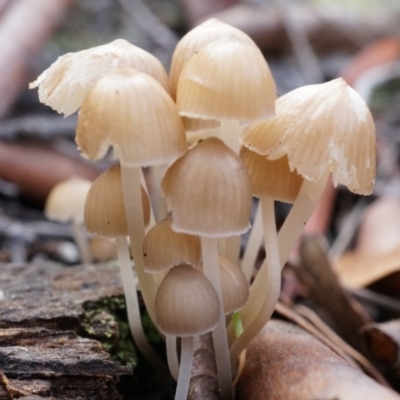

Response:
(155, 264), (220, 336)
(240, 146), (303, 203)
(45, 177), (92, 222)
(170, 18), (255, 99)
(218, 255), (249, 313)
(161, 137), (252, 237)
(30, 39), (170, 117)
(143, 217), (201, 272)
(241, 78), (376, 195)
(76, 69), (186, 167)
(84, 165), (150, 237)
(177, 37), (276, 121)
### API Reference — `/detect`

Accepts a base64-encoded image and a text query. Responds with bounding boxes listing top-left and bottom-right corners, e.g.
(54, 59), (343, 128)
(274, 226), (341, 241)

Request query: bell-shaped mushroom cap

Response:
(240, 146), (303, 203)
(162, 137), (252, 237)
(155, 264), (220, 336)
(45, 177), (92, 222)
(177, 37), (276, 121)
(241, 78), (376, 195)
(218, 255), (249, 313)
(170, 18), (255, 99)
(84, 165), (150, 237)
(143, 217), (201, 272)
(76, 69), (186, 167)
(30, 39), (170, 117)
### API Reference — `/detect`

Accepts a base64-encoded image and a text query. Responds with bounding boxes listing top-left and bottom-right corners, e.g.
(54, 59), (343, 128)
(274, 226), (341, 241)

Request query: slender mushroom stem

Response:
(241, 200), (263, 282)
(219, 119), (244, 265)
(174, 336), (194, 400)
(228, 170), (330, 347)
(166, 334), (179, 381)
(120, 165), (157, 322)
(115, 235), (165, 371)
(71, 217), (92, 264)
(229, 197), (281, 365)
(277, 168), (331, 264)
(201, 236), (233, 400)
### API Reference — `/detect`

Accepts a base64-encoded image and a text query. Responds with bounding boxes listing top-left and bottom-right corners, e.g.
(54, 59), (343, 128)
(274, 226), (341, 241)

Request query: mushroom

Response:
(155, 264), (220, 400)
(76, 69), (186, 324)
(29, 38), (170, 116)
(162, 137), (252, 399)
(228, 147), (303, 364)
(45, 177), (92, 263)
(84, 165), (166, 373)
(235, 78), (376, 364)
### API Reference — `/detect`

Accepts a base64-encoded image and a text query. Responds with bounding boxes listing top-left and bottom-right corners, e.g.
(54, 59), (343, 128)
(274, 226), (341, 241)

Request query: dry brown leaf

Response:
(236, 320), (400, 400)
(334, 198), (400, 288)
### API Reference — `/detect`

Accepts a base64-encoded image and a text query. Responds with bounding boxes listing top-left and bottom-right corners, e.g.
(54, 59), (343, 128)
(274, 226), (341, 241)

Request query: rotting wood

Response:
(0, 262), (131, 399)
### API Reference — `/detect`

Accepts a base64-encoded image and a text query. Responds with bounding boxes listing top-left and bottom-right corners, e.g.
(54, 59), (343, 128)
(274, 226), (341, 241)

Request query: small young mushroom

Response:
(45, 177), (92, 264)
(143, 216), (201, 379)
(84, 165), (166, 373)
(155, 264), (220, 400)
(162, 137), (252, 400)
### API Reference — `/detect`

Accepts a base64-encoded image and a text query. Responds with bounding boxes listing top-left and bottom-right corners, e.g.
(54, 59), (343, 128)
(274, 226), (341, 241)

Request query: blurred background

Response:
(0, 0), (400, 295)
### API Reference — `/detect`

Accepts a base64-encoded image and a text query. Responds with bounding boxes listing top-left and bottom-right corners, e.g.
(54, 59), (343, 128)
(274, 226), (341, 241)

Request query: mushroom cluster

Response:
(31, 18), (376, 400)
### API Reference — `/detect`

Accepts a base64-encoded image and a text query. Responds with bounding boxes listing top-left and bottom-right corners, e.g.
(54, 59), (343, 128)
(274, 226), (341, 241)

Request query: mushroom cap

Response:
(218, 255), (249, 313)
(170, 18), (255, 99)
(143, 217), (201, 272)
(177, 37), (276, 121)
(162, 137), (252, 237)
(155, 264), (220, 336)
(45, 177), (92, 222)
(75, 69), (186, 167)
(30, 39), (170, 117)
(239, 146), (303, 203)
(84, 165), (150, 237)
(241, 78), (376, 195)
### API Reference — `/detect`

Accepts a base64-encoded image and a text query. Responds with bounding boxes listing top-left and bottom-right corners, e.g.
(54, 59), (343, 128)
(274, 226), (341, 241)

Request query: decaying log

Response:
(0, 262), (132, 399)
(236, 320), (400, 400)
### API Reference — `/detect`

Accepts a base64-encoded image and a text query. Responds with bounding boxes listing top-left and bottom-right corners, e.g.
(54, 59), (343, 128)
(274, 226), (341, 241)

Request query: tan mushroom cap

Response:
(170, 18), (255, 99)
(76, 69), (186, 167)
(45, 177), (92, 222)
(162, 137), (252, 237)
(240, 146), (303, 203)
(241, 78), (376, 195)
(155, 264), (220, 336)
(177, 37), (276, 121)
(84, 165), (150, 237)
(30, 39), (170, 117)
(218, 255), (249, 313)
(143, 217), (201, 272)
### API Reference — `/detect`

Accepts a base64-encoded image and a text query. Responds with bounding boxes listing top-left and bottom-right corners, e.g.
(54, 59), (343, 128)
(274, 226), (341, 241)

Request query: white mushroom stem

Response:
(229, 197), (281, 366)
(228, 170), (330, 353)
(166, 335), (179, 381)
(201, 236), (233, 400)
(241, 201), (263, 282)
(174, 336), (194, 400)
(71, 217), (92, 264)
(277, 169), (331, 265)
(115, 235), (165, 371)
(120, 165), (157, 322)
(219, 119), (244, 265)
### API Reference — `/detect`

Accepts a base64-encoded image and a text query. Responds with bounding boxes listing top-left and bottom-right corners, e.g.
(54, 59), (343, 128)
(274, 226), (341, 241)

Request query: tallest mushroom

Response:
(76, 69), (186, 322)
